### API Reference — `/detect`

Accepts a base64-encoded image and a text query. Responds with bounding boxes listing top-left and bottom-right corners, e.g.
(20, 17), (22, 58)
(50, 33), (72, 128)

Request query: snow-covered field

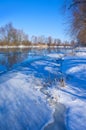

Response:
(0, 48), (86, 130)
(62, 54), (86, 130)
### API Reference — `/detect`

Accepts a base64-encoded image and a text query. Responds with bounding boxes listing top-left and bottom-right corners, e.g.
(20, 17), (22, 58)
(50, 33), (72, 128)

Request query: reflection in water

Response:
(0, 47), (72, 74)
(0, 49), (29, 73)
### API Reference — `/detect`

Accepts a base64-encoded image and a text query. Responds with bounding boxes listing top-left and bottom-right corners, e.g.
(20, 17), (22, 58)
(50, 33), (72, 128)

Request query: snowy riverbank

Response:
(46, 51), (86, 130)
(0, 49), (86, 130)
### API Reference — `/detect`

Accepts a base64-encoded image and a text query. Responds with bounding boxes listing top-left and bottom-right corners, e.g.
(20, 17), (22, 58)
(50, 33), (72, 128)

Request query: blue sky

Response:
(0, 0), (70, 41)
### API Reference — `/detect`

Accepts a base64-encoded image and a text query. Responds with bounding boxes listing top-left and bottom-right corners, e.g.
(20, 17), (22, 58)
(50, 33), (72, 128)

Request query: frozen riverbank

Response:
(0, 50), (66, 130)
(47, 51), (86, 130)
(0, 48), (86, 130)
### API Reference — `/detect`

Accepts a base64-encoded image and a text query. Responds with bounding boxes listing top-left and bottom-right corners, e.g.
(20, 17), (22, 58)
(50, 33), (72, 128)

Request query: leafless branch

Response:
(68, 0), (86, 9)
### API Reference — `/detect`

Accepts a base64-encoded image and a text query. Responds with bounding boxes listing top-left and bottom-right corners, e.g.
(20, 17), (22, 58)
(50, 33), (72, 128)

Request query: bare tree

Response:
(47, 36), (53, 46)
(65, 0), (86, 46)
(31, 35), (38, 44)
(68, 0), (86, 9)
(0, 23), (29, 45)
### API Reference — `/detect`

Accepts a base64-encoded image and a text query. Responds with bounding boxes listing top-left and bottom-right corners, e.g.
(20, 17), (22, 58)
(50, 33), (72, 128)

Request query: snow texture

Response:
(47, 51), (86, 130)
(0, 48), (86, 130)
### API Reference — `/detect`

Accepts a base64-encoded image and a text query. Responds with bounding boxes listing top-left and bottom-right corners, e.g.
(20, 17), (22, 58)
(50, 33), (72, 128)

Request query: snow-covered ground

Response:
(46, 50), (86, 130)
(0, 48), (86, 130)
(0, 71), (53, 130)
(62, 54), (86, 130)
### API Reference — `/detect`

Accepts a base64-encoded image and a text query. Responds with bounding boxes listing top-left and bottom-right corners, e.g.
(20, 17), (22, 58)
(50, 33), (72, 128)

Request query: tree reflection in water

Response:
(0, 47), (70, 74)
(0, 48), (31, 72)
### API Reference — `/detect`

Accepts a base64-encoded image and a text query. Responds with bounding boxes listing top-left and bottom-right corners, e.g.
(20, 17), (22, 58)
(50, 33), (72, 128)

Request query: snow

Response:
(47, 53), (64, 58)
(45, 50), (86, 130)
(67, 64), (86, 74)
(0, 48), (86, 130)
(0, 71), (53, 130)
(76, 52), (86, 57)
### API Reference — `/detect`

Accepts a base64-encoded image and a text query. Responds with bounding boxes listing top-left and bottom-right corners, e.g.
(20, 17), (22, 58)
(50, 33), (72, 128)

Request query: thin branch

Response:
(68, 0), (86, 9)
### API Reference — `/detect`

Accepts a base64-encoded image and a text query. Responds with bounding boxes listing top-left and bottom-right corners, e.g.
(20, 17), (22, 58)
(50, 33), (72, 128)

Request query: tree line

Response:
(0, 23), (29, 46)
(0, 23), (75, 47)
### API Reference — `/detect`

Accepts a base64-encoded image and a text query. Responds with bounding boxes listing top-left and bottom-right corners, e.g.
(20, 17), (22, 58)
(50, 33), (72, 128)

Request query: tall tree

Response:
(65, 0), (86, 46)
(0, 23), (29, 45)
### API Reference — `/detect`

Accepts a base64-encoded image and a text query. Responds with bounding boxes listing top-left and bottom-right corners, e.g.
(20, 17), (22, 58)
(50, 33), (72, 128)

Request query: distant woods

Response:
(0, 23), (75, 47)
(65, 0), (86, 46)
(0, 23), (29, 46)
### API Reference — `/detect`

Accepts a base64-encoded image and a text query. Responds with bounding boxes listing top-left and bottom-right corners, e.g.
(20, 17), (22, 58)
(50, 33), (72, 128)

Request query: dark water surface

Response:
(0, 48), (71, 74)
